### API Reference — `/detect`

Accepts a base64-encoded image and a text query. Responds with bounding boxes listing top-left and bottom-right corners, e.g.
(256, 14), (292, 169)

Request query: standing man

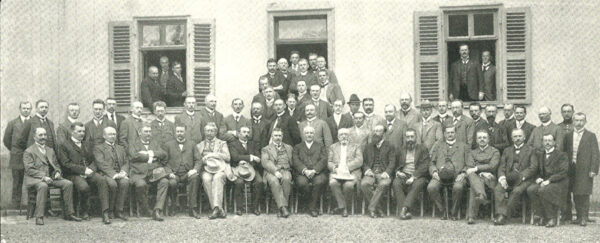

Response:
(427, 126), (470, 220)
(527, 134), (569, 228)
(393, 128), (431, 220)
(317, 69), (344, 105)
(293, 126), (329, 217)
(562, 112), (599, 226)
(175, 96), (204, 144)
(158, 56), (171, 90)
(272, 99), (301, 146)
(493, 129), (536, 225)
(166, 61), (187, 107)
(397, 93), (421, 127)
(57, 122), (110, 223)
(505, 105), (535, 146)
(298, 104), (333, 148)
(162, 125), (201, 218)
(229, 126), (265, 216)
(140, 66), (166, 110)
(528, 107), (564, 151)
(498, 104), (515, 131)
(17, 99), (57, 153)
(289, 59), (317, 95)
(328, 128), (363, 217)
(432, 101), (453, 129)
(449, 44), (481, 101)
(326, 100), (354, 144)
(262, 128), (293, 218)
(308, 85), (333, 120)
(56, 103), (80, 145)
(362, 98), (386, 135)
(348, 112), (370, 150)
(558, 104), (575, 136)
(198, 94), (226, 139)
(289, 51), (300, 75)
(93, 127), (130, 223)
(465, 130), (500, 224)
(3, 101), (31, 207)
(285, 94), (302, 123)
(295, 81), (311, 111)
(105, 97), (125, 133)
(150, 101), (176, 145)
(484, 105), (509, 152)
(195, 123), (230, 219)
(414, 100), (443, 152)
(118, 101), (144, 150)
(480, 50), (496, 101)
(450, 100), (475, 148)
(315, 56), (338, 84)
(308, 53), (319, 73)
(23, 128), (82, 225)
(250, 102), (273, 150)
(84, 99), (117, 150)
(128, 125), (168, 221)
(383, 104), (408, 152)
(259, 58), (287, 98)
(361, 125), (396, 218)
(252, 85), (278, 121)
(469, 103), (489, 149)
(221, 98), (252, 143)
(346, 94), (362, 117)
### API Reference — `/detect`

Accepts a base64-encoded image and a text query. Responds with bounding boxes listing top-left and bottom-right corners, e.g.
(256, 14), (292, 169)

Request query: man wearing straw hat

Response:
(229, 126), (264, 216)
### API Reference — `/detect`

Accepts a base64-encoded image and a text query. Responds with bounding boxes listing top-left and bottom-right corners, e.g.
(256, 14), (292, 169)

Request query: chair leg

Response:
(443, 187), (449, 219)
(420, 192), (424, 218)
(319, 195), (323, 215)
(557, 209), (561, 226)
(491, 192), (495, 220)
(244, 183), (249, 214)
(522, 197), (527, 224)
(386, 190), (390, 217)
(351, 191), (355, 215)
(294, 192), (299, 214)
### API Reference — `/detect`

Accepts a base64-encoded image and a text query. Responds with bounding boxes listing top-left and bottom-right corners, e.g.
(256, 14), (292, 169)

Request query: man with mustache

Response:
(397, 93), (421, 127)
(465, 130), (499, 224)
(84, 99), (117, 151)
(229, 126), (265, 216)
(393, 128), (431, 220)
(56, 102), (80, 145)
(449, 44), (482, 101)
(362, 98), (386, 143)
(528, 107), (564, 151)
(292, 126), (328, 217)
(262, 128), (293, 218)
(361, 125), (396, 218)
(328, 128), (363, 217)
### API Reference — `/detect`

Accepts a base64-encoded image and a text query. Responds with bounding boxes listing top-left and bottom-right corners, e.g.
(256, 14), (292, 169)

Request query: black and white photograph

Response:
(0, 0), (599, 242)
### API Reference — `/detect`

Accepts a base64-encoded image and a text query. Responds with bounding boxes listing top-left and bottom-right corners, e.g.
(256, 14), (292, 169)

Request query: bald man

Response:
(198, 95), (226, 139)
(141, 66), (166, 109)
(528, 107), (564, 151)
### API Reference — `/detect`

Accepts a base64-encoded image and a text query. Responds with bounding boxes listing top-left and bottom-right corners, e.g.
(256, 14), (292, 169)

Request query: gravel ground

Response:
(1, 214), (599, 242)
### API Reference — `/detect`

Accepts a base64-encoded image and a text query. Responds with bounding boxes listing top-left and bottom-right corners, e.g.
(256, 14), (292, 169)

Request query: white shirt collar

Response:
(67, 116), (78, 123)
(575, 128), (585, 134)
(365, 112), (374, 118)
(446, 139), (456, 145)
(300, 71), (308, 75)
(305, 141), (313, 148)
(20, 115), (30, 122)
(253, 115), (262, 121)
(334, 112), (342, 118)
(36, 113), (47, 120)
(71, 136), (82, 145)
(387, 118), (395, 124)
(277, 111), (285, 117)
(185, 110), (195, 116)
(545, 147), (555, 154)
(232, 112), (242, 119)
(105, 141), (115, 146)
(298, 91), (307, 97)
(155, 117), (166, 123)
(507, 114), (515, 120)
(306, 117), (316, 122)
(401, 107), (411, 113)
(438, 113), (448, 118)
(541, 120), (552, 127)
(514, 143), (524, 150)
(131, 113), (141, 120)
(479, 145), (489, 151)
(205, 107), (215, 114)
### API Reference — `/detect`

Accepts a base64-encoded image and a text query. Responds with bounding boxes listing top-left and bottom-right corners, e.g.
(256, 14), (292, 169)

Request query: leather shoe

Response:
(189, 209), (200, 219)
(46, 209), (58, 217)
(219, 208), (227, 219)
(102, 212), (111, 225)
(36, 217), (44, 225)
(152, 210), (164, 222)
(571, 219), (582, 225)
(65, 214), (82, 222)
(281, 207), (290, 218)
(532, 216), (543, 226)
(545, 219), (556, 228)
(400, 207), (411, 220)
(115, 211), (128, 221)
(440, 214), (448, 220)
(253, 208), (261, 216)
(494, 215), (505, 225)
(467, 217), (475, 224)
(342, 208), (348, 217)
(209, 208), (219, 220)
(310, 210), (319, 217)
(81, 212), (90, 221)
(586, 218), (595, 223)
(368, 210), (377, 218)
(450, 215), (458, 221)
(234, 210), (242, 216)
(109, 212), (115, 219)
(580, 220), (587, 227)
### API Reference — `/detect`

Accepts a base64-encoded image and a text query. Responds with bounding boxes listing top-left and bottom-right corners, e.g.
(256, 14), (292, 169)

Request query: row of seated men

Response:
(3, 93), (598, 228)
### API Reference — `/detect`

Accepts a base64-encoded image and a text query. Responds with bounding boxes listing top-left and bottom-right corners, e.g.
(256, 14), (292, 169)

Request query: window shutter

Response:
(414, 11), (442, 105)
(109, 21), (133, 110)
(503, 7), (532, 104)
(189, 19), (215, 107)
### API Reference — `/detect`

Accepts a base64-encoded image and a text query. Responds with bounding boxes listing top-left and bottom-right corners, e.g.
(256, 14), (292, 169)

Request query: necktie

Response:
(388, 122), (393, 131)
(40, 118), (46, 124)
(242, 142), (247, 150)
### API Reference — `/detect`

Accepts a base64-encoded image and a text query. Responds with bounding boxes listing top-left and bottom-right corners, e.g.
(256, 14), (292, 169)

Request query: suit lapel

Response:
(33, 146), (49, 164)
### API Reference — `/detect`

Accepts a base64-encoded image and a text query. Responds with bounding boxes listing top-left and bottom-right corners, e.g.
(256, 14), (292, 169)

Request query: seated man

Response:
(229, 126), (265, 216)
(262, 128), (293, 218)
(195, 123), (230, 219)
(393, 128), (430, 220)
(465, 130), (500, 224)
(361, 125), (396, 218)
(23, 127), (82, 225)
(128, 125), (168, 221)
(57, 122), (110, 223)
(493, 129), (536, 225)
(292, 126), (328, 217)
(527, 134), (569, 228)
(328, 128), (363, 217)
(93, 127), (130, 223)
(427, 126), (469, 220)
(162, 125), (201, 218)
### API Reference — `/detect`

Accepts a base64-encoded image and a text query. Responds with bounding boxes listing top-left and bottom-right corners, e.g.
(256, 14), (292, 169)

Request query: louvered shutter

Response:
(503, 7), (532, 104)
(188, 19), (215, 107)
(414, 11), (442, 105)
(109, 21), (133, 109)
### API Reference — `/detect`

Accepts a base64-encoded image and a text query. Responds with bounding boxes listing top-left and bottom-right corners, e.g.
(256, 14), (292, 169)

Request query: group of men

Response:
(140, 56), (187, 108)
(3, 51), (598, 229)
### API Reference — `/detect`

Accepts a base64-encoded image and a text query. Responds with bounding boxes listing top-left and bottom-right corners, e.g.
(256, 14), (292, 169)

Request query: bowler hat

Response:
(233, 161), (256, 182)
(439, 160), (456, 181)
(149, 167), (168, 182)
(505, 171), (521, 187)
(348, 94), (361, 104)
(204, 157), (225, 174)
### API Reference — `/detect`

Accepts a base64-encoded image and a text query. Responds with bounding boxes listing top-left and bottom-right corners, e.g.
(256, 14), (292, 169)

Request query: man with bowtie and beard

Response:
(162, 125), (201, 218)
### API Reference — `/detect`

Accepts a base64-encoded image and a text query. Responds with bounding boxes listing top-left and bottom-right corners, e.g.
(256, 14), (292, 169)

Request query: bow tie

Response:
(142, 142), (150, 145)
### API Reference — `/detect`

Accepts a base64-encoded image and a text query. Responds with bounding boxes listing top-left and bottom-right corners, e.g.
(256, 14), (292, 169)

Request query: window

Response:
(268, 8), (335, 70)
(414, 6), (532, 106)
(108, 17), (215, 112)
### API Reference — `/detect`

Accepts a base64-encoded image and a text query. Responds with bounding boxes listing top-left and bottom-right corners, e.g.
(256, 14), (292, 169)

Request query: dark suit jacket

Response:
(3, 117), (27, 169)
(17, 116), (57, 152)
(384, 119), (408, 151)
(140, 77), (166, 109)
(530, 149), (569, 208)
(93, 142), (129, 178)
(487, 120), (509, 152)
(432, 114), (453, 130)
(150, 118), (176, 145)
(162, 139), (196, 175)
(292, 142), (328, 175)
(127, 140), (167, 180)
(166, 73), (186, 107)
(429, 140), (470, 177)
(498, 144), (536, 182)
(259, 71), (290, 98)
(250, 118), (272, 150)
(118, 115), (143, 150)
(471, 118), (490, 149)
(449, 59), (481, 100)
(271, 113), (301, 146)
(285, 108), (302, 124)
(174, 111), (204, 144)
(251, 93), (279, 121)
(229, 140), (261, 173)
(505, 119), (535, 146)
(23, 144), (61, 187)
(84, 117), (117, 150)
(289, 72), (317, 95)
(197, 107), (226, 139)
(563, 130), (600, 195)
(105, 112), (125, 133)
(481, 64), (496, 100)
(57, 138), (96, 177)
(363, 141), (396, 175)
(220, 114), (252, 143)
(396, 144), (430, 179)
(326, 113), (354, 143)
(56, 119), (76, 146)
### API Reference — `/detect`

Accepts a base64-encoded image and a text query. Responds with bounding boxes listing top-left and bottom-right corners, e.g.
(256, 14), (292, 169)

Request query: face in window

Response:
(159, 57), (169, 71)
(172, 63), (182, 75)
(482, 51), (491, 64)
(297, 81), (307, 93)
(308, 55), (318, 69)
(267, 61), (277, 73)
(277, 58), (288, 71)
(148, 67), (159, 80)
(290, 53), (300, 65)
(459, 45), (469, 60)
(299, 60), (309, 72)
(316, 57), (326, 69)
